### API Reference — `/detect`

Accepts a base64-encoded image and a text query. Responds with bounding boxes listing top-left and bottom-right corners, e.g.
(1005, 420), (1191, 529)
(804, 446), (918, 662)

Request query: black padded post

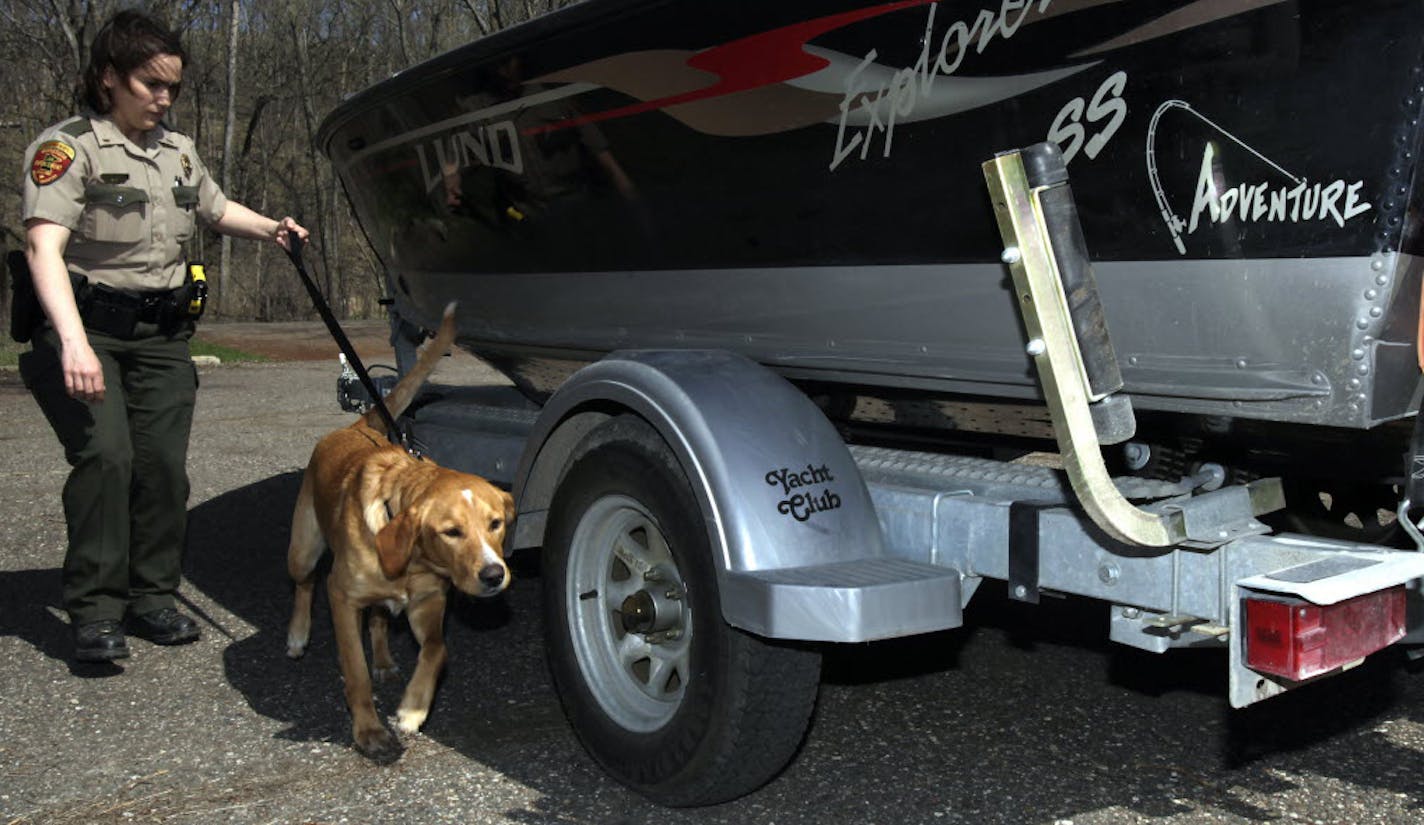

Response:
(1020, 142), (1125, 400)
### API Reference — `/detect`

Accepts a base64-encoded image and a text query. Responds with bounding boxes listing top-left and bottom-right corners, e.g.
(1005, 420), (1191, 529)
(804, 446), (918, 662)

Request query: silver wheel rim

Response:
(566, 494), (692, 732)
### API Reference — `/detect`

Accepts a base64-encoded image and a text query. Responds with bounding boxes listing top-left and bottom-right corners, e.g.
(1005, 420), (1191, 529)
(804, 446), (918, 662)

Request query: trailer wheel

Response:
(1278, 480), (1405, 546)
(542, 415), (821, 806)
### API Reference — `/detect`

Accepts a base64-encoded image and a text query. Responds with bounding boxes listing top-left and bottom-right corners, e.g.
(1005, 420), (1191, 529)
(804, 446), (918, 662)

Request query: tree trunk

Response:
(218, 0), (240, 317)
(291, 20), (337, 315)
(255, 184), (269, 319)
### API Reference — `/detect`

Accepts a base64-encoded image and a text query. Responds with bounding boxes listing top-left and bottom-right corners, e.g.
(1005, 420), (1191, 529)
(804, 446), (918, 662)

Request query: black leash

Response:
(284, 234), (407, 449)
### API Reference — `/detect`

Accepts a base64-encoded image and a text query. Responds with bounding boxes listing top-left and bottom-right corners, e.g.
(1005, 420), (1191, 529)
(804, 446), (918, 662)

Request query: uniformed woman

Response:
(19, 10), (309, 663)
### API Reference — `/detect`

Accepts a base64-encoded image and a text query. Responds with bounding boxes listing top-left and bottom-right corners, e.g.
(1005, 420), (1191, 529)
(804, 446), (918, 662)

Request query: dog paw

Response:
(354, 725), (404, 765)
(372, 664), (400, 683)
(285, 634), (308, 659)
(395, 707), (428, 734)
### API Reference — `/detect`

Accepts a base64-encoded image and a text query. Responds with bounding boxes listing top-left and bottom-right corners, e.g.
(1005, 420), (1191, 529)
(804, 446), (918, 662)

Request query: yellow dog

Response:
(284, 304), (513, 761)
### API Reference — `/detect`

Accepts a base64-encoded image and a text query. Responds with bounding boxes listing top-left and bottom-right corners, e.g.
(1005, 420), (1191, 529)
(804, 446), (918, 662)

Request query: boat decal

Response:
(1046, 70), (1128, 166)
(528, 0), (1081, 150)
(525, 0), (1285, 168)
(822, 53), (1092, 145)
(1147, 100), (1373, 256)
(341, 82), (599, 174)
(344, 0), (1314, 183)
(526, 0), (945, 138)
(415, 120), (524, 192)
(829, 1), (1088, 170)
(1070, 0), (1290, 58)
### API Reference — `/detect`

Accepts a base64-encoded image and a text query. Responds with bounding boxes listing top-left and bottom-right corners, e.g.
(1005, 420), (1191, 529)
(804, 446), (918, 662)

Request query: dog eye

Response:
(442, 527), (464, 538)
(489, 518), (503, 531)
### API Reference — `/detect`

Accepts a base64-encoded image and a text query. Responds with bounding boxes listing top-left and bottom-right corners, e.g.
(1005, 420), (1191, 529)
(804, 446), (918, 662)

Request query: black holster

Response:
(6, 250), (43, 344)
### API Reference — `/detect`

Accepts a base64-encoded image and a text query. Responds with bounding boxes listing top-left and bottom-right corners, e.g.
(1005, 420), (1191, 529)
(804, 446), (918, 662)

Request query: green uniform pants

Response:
(21, 323), (197, 625)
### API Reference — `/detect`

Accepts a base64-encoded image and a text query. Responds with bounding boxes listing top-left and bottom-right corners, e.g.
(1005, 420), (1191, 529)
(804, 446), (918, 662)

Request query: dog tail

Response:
(362, 302), (457, 432)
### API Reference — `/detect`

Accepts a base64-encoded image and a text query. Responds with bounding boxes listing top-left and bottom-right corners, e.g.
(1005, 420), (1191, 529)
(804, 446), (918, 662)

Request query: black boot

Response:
(127, 607), (200, 645)
(75, 620), (130, 662)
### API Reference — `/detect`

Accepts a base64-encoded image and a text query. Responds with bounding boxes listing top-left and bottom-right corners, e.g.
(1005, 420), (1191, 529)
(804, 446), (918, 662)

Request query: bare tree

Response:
(216, 0), (240, 316)
(2, 0), (584, 321)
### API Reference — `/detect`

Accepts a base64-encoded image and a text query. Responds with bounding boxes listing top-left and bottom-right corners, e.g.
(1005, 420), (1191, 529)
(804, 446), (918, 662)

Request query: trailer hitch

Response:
(982, 143), (1283, 548)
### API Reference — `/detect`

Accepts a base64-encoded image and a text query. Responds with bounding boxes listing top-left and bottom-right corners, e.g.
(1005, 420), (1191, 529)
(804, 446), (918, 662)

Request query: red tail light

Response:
(1243, 587), (1407, 681)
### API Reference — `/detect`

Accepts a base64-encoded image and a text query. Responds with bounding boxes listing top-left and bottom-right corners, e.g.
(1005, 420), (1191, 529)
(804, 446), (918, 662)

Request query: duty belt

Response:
(74, 277), (193, 339)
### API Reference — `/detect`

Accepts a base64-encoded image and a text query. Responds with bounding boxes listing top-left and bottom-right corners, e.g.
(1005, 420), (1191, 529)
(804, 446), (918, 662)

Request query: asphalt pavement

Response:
(2, 348), (1424, 824)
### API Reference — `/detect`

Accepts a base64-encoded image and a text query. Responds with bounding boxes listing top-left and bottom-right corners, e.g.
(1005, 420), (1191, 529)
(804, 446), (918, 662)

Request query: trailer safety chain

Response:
(1399, 415), (1424, 551)
(1397, 499), (1424, 551)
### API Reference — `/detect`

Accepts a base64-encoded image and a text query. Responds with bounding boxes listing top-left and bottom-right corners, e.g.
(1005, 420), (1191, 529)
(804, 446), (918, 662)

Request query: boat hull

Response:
(319, 0), (1424, 428)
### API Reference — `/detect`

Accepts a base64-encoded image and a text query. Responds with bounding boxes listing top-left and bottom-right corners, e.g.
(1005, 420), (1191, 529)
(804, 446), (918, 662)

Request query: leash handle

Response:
(285, 233), (408, 450)
(286, 230), (305, 262)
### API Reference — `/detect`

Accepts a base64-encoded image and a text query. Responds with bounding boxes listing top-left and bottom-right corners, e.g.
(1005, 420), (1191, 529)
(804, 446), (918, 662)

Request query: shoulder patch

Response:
(59, 117), (92, 137)
(31, 140), (76, 186)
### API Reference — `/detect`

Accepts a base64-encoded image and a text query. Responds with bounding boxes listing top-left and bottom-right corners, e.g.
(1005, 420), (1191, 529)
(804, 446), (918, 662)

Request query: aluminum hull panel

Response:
(391, 253), (1418, 427)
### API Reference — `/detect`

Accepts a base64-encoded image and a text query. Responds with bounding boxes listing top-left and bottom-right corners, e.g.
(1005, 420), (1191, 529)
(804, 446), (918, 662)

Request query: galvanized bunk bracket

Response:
(1008, 501), (1049, 603)
(982, 145), (1286, 548)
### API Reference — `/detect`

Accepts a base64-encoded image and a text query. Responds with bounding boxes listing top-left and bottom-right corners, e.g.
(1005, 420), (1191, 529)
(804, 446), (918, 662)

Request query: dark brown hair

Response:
(81, 10), (186, 113)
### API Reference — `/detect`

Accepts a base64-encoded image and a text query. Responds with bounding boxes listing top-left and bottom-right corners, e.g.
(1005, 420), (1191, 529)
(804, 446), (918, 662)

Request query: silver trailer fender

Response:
(511, 349), (963, 642)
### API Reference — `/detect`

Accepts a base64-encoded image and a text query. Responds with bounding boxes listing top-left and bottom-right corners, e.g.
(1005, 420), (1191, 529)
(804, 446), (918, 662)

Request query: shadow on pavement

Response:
(177, 473), (1424, 824)
(181, 472), (621, 808)
(0, 567), (126, 678)
(185, 472), (344, 743)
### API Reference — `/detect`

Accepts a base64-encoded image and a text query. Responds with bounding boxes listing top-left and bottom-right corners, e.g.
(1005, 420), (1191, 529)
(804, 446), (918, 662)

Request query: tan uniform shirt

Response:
(21, 114), (227, 292)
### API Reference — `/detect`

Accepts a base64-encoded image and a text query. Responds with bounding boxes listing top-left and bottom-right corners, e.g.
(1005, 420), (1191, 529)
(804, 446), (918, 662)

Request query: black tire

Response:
(542, 415), (821, 806)
(1274, 479), (1407, 547)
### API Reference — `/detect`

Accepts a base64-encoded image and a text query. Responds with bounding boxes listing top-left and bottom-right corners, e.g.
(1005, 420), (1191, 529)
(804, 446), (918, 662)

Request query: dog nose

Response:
(479, 564), (507, 589)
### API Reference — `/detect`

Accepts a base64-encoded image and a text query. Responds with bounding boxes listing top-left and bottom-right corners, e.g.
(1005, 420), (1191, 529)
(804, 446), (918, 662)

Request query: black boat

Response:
(320, 0), (1422, 425)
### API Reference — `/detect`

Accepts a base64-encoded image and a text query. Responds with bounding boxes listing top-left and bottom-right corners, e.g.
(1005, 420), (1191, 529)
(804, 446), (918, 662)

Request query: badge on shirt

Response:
(180, 153), (192, 180)
(30, 140), (75, 186)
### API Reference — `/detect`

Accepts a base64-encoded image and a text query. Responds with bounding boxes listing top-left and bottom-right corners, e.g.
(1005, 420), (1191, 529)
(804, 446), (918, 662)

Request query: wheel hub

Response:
(620, 575), (684, 637)
(566, 495), (692, 731)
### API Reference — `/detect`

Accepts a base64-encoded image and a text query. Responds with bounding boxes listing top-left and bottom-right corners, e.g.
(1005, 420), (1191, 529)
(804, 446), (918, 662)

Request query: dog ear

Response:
(502, 490), (515, 538)
(375, 507), (419, 579)
(359, 453), (405, 536)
